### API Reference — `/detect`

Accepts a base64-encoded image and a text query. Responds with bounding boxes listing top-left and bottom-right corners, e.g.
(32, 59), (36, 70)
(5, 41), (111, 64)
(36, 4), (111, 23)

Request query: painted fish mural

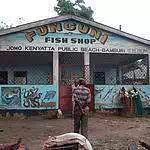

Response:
(1, 87), (21, 108)
(0, 85), (58, 109)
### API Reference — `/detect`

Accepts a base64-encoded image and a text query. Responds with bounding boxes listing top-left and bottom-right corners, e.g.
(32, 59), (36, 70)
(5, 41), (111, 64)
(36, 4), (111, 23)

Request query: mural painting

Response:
(0, 85), (58, 109)
(22, 86), (57, 109)
(95, 85), (150, 114)
(1, 87), (21, 108)
(136, 85), (150, 108)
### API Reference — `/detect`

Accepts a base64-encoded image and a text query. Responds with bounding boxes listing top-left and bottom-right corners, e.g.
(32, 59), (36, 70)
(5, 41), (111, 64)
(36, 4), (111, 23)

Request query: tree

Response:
(54, 0), (94, 21)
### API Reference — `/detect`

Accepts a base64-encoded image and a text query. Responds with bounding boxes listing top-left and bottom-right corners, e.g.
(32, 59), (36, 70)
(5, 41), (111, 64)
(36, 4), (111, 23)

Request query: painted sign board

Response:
(0, 20), (149, 54)
(95, 85), (150, 109)
(0, 85), (58, 109)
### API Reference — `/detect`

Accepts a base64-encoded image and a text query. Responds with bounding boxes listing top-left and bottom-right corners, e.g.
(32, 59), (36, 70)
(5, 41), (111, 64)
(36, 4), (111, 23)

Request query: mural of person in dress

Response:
(119, 87), (129, 115)
(128, 87), (143, 116)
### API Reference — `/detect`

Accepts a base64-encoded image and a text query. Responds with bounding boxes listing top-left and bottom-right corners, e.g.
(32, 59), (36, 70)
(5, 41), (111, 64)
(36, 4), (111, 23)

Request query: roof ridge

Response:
(0, 15), (150, 45)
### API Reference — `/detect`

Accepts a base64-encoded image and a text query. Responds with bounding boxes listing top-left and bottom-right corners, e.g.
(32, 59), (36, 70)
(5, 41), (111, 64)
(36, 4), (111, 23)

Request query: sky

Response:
(0, 0), (150, 40)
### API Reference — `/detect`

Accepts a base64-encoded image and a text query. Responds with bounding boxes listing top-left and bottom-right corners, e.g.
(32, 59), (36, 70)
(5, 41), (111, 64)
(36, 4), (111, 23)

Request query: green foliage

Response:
(54, 0), (94, 21)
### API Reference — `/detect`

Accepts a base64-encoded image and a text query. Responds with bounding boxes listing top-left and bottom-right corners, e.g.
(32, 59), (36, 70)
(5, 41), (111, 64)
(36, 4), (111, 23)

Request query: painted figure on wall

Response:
(95, 85), (149, 115)
(128, 87), (143, 116)
(119, 87), (129, 115)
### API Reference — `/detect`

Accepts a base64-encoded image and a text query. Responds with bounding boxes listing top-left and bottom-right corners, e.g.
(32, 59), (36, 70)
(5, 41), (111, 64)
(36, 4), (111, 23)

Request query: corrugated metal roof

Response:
(0, 14), (150, 46)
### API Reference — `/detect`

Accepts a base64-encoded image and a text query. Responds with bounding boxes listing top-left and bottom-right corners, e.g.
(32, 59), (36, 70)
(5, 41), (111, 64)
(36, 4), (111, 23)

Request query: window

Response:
(14, 71), (27, 85)
(93, 72), (105, 85)
(0, 71), (8, 84)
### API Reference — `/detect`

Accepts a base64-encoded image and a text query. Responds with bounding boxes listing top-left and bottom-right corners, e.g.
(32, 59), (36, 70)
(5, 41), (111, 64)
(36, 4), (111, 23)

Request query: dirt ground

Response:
(0, 113), (150, 150)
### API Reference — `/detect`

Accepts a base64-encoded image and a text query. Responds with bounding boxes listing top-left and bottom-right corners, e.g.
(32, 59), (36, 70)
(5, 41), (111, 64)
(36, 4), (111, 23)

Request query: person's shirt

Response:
(72, 83), (77, 92)
(72, 84), (78, 103)
(72, 85), (91, 109)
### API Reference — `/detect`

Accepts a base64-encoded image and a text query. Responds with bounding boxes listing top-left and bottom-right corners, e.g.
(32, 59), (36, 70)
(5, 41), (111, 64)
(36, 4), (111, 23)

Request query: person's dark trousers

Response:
(81, 114), (88, 138)
(74, 114), (81, 134)
(74, 113), (88, 139)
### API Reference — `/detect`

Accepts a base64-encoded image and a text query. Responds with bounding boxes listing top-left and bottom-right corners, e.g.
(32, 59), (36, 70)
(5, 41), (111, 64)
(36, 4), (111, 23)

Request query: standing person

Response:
(72, 79), (79, 116)
(72, 78), (91, 139)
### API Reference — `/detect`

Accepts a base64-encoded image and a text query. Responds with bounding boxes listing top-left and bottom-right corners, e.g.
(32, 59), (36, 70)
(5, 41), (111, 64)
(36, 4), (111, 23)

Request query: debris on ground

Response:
(0, 138), (22, 150)
(0, 115), (150, 149)
(43, 133), (93, 150)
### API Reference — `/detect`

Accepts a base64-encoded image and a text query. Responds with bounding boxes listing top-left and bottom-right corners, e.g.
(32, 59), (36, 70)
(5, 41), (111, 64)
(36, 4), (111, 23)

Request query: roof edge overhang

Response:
(0, 14), (150, 46)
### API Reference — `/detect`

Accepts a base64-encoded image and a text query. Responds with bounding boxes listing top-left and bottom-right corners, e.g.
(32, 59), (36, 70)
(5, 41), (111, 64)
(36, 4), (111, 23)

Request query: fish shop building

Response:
(0, 15), (150, 113)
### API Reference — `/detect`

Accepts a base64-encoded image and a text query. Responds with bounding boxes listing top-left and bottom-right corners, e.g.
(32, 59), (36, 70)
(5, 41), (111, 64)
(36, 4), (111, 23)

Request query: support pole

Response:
(53, 52), (59, 85)
(84, 52), (90, 84)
